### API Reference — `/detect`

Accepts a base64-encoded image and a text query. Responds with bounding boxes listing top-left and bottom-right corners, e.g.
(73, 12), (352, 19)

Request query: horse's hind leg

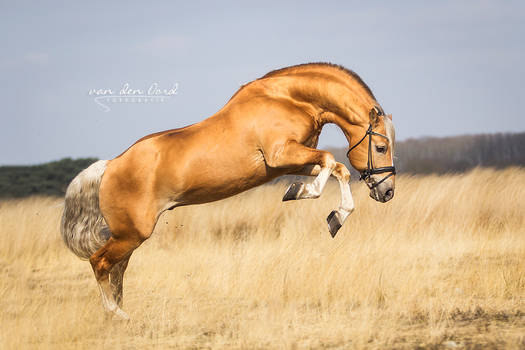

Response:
(109, 256), (130, 308)
(90, 236), (143, 320)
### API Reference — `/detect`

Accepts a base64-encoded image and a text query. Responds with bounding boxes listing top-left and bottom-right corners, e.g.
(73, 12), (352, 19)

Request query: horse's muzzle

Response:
(370, 185), (394, 203)
(382, 188), (394, 202)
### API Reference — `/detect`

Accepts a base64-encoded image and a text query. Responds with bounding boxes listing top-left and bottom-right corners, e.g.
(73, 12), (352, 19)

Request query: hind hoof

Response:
(282, 182), (304, 201)
(105, 307), (130, 321)
(327, 211), (342, 238)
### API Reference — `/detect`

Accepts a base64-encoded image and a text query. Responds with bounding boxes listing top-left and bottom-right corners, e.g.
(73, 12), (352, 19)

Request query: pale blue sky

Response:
(0, 1), (523, 164)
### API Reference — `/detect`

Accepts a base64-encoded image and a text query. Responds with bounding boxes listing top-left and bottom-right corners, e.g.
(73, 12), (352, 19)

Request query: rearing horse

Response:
(61, 62), (396, 319)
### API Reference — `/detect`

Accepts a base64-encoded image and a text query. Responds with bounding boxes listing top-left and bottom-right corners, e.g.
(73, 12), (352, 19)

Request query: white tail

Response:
(60, 160), (111, 260)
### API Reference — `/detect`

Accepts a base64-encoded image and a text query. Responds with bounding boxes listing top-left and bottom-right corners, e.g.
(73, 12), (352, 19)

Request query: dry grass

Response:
(1, 168), (525, 349)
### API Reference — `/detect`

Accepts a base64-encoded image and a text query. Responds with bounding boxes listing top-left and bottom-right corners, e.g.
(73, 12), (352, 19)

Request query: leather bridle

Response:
(346, 124), (396, 189)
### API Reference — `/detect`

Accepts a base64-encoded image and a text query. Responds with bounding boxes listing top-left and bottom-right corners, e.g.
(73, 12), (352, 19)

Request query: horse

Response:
(61, 62), (396, 319)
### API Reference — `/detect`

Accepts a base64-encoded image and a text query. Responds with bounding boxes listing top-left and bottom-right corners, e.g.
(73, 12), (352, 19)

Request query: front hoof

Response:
(327, 210), (342, 238)
(282, 182), (304, 201)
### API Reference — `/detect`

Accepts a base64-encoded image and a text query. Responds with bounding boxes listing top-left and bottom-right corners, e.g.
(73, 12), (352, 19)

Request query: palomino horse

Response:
(61, 62), (396, 319)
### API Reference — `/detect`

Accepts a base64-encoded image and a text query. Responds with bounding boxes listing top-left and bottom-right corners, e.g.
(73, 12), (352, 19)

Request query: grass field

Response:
(1, 168), (524, 349)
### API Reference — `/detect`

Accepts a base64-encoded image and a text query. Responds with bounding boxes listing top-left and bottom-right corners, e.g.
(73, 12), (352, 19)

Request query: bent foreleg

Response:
(264, 141), (355, 236)
(263, 141), (337, 201)
(326, 162), (355, 237)
(290, 162), (355, 237)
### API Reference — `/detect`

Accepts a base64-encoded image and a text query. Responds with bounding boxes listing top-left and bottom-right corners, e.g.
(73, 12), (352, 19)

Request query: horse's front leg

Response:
(264, 141), (335, 200)
(326, 162), (354, 237)
(289, 163), (355, 237)
(264, 141), (354, 236)
(283, 164), (332, 201)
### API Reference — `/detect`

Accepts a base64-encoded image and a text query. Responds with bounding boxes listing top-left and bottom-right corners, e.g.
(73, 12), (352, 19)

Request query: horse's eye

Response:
(376, 145), (387, 154)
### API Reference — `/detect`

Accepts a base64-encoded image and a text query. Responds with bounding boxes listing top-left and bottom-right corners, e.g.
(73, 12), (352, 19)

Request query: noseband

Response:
(346, 124), (396, 189)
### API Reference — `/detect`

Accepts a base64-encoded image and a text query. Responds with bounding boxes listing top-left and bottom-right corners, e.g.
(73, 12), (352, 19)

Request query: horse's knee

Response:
(319, 151), (337, 170)
(333, 163), (350, 182)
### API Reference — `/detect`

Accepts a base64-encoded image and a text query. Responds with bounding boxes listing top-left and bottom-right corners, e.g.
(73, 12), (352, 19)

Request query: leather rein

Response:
(346, 124), (396, 189)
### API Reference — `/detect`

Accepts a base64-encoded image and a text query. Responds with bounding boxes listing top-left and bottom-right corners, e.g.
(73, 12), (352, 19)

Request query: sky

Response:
(0, 0), (524, 165)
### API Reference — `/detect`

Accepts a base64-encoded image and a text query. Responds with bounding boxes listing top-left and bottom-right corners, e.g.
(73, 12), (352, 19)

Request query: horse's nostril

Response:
(385, 189), (394, 200)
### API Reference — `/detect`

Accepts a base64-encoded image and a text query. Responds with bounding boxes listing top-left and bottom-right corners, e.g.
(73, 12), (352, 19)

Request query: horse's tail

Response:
(60, 160), (111, 260)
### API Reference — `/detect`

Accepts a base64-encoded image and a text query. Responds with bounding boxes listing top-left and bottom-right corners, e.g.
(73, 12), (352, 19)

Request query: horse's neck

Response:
(268, 74), (375, 138)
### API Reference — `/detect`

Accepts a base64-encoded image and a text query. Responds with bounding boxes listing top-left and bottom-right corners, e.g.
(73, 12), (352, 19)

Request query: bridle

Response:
(346, 123), (396, 189)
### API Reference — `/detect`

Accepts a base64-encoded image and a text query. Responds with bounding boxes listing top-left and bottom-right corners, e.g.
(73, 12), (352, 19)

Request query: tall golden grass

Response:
(1, 168), (524, 349)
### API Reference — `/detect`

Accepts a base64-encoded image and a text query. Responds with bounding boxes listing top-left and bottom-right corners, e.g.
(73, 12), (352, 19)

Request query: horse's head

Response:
(347, 107), (396, 203)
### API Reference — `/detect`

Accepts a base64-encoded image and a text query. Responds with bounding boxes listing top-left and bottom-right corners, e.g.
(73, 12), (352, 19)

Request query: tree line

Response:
(0, 158), (97, 198)
(0, 132), (524, 198)
(324, 131), (525, 181)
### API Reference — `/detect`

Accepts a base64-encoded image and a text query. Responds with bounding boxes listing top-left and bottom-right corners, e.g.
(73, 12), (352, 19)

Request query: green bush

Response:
(0, 158), (98, 198)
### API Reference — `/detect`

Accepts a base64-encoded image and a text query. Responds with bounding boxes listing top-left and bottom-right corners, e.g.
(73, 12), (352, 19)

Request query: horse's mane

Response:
(227, 62), (376, 104)
(260, 62), (376, 100)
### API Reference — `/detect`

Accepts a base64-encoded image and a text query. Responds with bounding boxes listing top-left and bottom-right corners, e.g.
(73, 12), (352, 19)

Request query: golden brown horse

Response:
(61, 62), (396, 319)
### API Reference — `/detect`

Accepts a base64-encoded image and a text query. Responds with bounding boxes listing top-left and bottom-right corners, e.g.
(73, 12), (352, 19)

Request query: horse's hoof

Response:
(113, 308), (130, 321)
(282, 182), (304, 201)
(327, 210), (342, 238)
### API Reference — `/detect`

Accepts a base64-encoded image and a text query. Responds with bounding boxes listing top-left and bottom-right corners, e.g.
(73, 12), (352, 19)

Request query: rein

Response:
(346, 124), (396, 189)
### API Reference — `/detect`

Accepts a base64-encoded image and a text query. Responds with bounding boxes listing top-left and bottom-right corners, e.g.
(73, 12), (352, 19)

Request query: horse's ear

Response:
(369, 107), (380, 125)
(387, 114), (392, 121)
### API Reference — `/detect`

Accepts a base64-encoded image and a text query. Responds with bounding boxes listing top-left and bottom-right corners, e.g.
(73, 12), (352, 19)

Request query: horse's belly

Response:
(169, 155), (283, 205)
